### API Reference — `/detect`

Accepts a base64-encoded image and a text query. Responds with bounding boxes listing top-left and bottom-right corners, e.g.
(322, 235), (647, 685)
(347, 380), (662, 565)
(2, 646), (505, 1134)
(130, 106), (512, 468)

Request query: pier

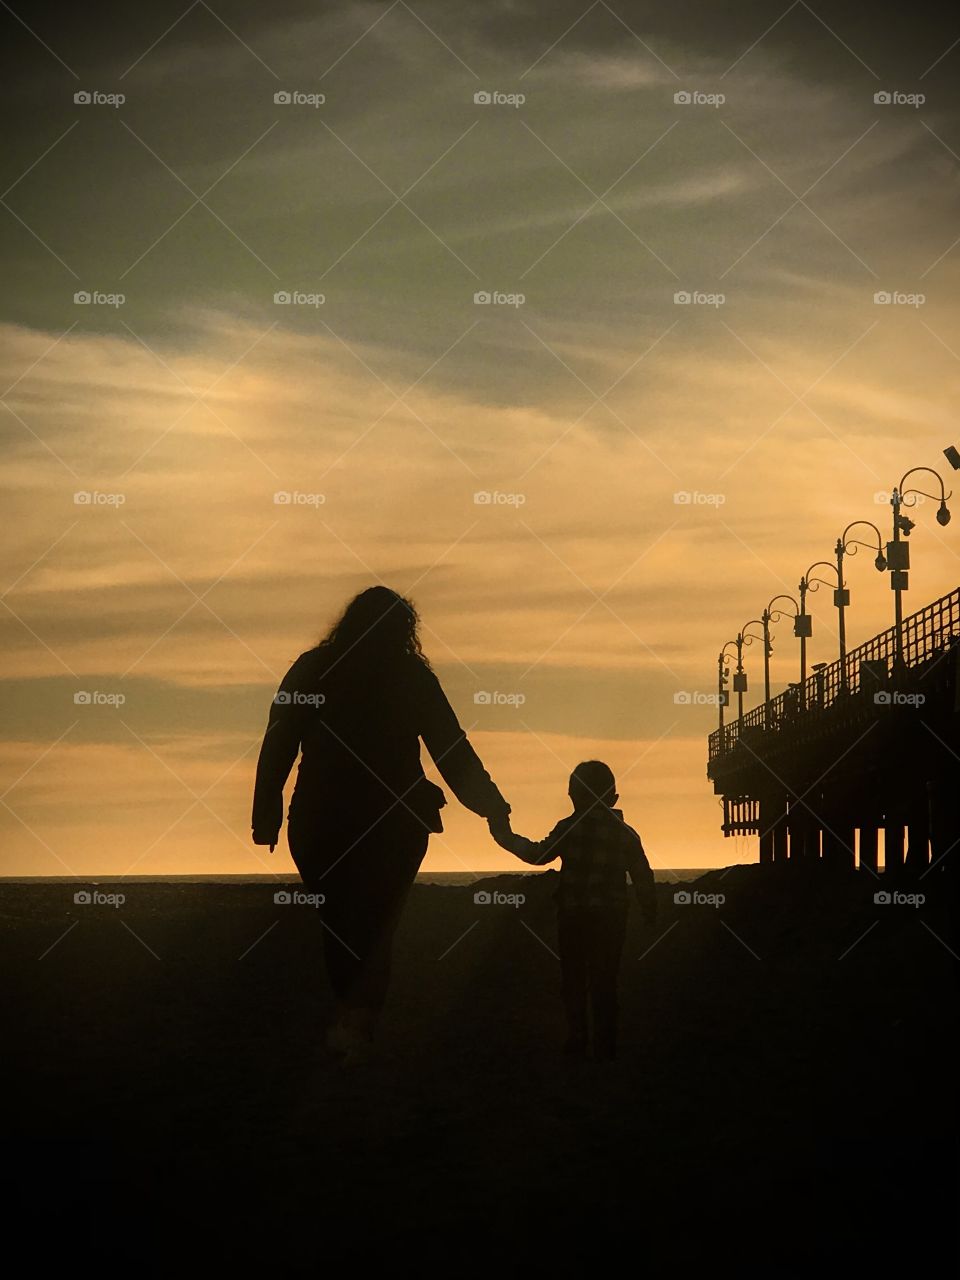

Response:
(707, 587), (960, 873)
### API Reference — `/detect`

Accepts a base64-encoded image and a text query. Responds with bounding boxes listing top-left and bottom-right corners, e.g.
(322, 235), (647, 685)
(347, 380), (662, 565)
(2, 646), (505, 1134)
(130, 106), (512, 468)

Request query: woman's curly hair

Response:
(317, 586), (429, 668)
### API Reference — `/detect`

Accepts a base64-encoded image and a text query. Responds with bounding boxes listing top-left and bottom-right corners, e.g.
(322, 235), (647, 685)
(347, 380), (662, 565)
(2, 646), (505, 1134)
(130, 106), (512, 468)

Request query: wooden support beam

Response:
(929, 780), (960, 880)
(787, 807), (802, 861)
(858, 826), (879, 874)
(906, 809), (930, 873)
(788, 809), (819, 862)
(884, 822), (905, 875)
(758, 797), (775, 864)
(773, 815), (788, 863)
(823, 823), (855, 872)
(764, 795), (788, 865)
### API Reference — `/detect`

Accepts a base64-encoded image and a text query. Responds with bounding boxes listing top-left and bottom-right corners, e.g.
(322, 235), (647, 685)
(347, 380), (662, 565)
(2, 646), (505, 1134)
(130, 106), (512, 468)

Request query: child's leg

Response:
(557, 910), (589, 1053)
(589, 905), (628, 1060)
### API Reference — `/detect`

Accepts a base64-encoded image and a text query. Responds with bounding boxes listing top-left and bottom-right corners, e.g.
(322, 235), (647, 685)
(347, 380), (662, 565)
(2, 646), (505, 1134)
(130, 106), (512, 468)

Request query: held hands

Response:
(252, 831), (278, 852)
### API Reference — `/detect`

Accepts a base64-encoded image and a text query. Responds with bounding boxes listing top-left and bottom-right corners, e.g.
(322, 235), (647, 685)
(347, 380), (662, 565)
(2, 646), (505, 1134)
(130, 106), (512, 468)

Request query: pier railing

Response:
(708, 586), (960, 762)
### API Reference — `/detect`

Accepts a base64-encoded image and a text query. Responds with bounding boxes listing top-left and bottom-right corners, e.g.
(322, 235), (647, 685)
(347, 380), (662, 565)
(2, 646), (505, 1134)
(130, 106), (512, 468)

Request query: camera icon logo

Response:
(874, 91), (891, 105)
(274, 291), (291, 304)
(74, 890), (91, 904)
(273, 491), (292, 504)
(874, 890), (891, 905)
(474, 691), (492, 704)
(273, 690), (292, 705)
(474, 91), (491, 105)
(673, 290), (691, 304)
(274, 91), (292, 105)
(74, 291), (91, 304)
(673, 691), (692, 704)
(74, 91), (91, 105)
(673, 888), (692, 904)
(874, 691), (892, 705)
(874, 291), (891, 304)
(74, 691), (92, 704)
(473, 291), (491, 304)
(474, 890), (491, 904)
(674, 90), (691, 105)
(473, 491), (492, 505)
(273, 889), (292, 904)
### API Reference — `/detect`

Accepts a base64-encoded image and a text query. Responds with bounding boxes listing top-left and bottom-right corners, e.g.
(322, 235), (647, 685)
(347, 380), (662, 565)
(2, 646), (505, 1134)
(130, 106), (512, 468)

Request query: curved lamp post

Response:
(799, 561), (840, 702)
(717, 639), (739, 738)
(834, 521), (887, 680)
(888, 466), (953, 666)
(755, 594), (802, 726)
(792, 572), (819, 708)
(738, 619), (766, 719)
(730, 632), (749, 722)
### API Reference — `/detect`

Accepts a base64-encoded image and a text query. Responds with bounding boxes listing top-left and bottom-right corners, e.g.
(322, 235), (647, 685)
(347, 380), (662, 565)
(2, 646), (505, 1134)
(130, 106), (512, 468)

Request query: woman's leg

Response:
(336, 826), (429, 1025)
(291, 818), (429, 1054)
(287, 820), (364, 1024)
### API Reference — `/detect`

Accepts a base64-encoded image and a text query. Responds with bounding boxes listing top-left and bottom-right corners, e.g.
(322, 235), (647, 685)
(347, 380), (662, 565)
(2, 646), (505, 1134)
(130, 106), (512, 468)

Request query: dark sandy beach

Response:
(1, 866), (955, 1274)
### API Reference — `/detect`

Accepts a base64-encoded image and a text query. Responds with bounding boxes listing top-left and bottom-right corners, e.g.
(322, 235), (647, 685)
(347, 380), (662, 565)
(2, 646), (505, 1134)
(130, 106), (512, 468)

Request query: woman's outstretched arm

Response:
(419, 668), (510, 819)
(488, 814), (567, 865)
(251, 653), (312, 846)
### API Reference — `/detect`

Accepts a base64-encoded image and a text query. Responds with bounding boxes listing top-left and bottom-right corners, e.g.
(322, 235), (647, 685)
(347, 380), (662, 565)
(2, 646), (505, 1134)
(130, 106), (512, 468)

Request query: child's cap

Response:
(568, 760), (617, 808)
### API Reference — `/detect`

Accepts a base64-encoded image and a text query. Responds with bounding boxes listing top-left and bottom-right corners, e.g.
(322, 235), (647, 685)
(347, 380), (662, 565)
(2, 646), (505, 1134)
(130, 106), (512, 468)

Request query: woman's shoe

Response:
(325, 1021), (353, 1055)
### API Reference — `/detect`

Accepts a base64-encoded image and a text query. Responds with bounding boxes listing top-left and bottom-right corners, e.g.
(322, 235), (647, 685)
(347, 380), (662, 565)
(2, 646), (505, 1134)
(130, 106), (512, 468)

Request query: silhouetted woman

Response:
(252, 586), (509, 1062)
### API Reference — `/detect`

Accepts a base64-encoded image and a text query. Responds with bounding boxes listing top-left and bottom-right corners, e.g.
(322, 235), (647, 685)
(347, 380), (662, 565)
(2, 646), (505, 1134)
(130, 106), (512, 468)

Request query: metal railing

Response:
(708, 586), (960, 762)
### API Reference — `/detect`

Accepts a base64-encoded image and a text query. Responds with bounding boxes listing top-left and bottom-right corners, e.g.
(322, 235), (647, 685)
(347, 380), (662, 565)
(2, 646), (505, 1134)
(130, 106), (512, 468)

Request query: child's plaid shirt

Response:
(499, 805), (656, 915)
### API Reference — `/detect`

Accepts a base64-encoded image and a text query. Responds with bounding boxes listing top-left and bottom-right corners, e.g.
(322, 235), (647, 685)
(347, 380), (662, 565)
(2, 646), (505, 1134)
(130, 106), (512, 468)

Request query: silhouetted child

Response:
(488, 760), (656, 1061)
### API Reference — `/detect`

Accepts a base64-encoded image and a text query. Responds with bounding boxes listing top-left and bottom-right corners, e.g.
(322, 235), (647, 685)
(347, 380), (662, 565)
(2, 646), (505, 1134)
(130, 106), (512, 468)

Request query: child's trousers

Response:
(557, 904), (628, 1056)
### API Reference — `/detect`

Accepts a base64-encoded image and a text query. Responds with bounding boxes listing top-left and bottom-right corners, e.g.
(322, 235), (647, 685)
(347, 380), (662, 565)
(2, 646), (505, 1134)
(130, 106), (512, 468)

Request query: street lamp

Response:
(834, 521), (887, 683)
(717, 640), (739, 738)
(724, 633), (750, 723)
(888, 465), (953, 666)
(738, 618), (766, 718)
(756, 593), (802, 726)
(800, 559), (838, 650)
(793, 573), (817, 708)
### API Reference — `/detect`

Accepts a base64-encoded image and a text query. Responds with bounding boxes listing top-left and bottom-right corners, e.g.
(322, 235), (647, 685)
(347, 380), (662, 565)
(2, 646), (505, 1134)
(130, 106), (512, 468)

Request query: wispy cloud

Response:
(3, 2), (960, 874)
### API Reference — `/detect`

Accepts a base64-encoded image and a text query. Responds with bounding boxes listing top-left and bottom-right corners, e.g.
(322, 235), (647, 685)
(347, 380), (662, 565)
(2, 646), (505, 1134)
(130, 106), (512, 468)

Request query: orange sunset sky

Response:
(2, 1), (960, 876)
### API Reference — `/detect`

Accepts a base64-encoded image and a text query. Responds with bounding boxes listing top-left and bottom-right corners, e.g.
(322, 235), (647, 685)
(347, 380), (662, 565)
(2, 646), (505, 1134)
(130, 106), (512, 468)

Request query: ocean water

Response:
(419, 869), (713, 884)
(0, 869), (716, 885)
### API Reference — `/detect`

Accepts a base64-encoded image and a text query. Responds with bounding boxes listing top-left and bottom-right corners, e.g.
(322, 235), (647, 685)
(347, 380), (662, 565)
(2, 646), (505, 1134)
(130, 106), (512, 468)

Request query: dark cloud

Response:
(6, 2), (960, 85)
